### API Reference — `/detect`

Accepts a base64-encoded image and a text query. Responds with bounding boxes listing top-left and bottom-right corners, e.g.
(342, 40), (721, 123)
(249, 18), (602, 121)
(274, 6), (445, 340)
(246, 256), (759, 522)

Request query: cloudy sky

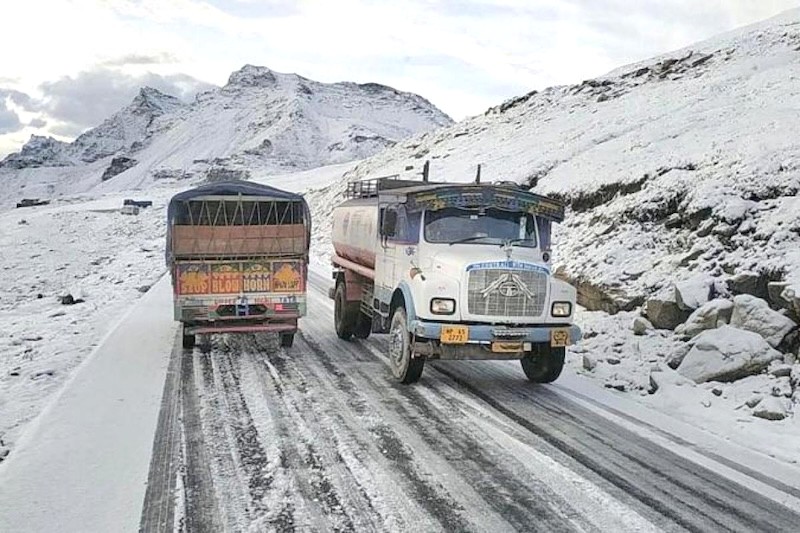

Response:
(0, 0), (798, 157)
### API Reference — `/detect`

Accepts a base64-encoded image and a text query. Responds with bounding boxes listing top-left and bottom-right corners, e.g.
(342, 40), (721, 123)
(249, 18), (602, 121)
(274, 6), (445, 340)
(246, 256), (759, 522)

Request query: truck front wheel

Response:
(388, 307), (424, 384)
(521, 345), (565, 383)
(334, 282), (357, 340)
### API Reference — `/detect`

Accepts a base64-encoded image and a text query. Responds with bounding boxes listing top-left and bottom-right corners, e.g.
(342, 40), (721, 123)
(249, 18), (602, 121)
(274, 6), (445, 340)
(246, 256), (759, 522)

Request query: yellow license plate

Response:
(441, 325), (469, 344)
(550, 328), (570, 347)
(492, 341), (523, 353)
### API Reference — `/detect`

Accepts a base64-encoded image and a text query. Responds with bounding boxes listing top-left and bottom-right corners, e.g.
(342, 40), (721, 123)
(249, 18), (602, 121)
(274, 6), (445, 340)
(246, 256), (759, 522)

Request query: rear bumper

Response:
(186, 322), (297, 335)
(409, 320), (582, 344)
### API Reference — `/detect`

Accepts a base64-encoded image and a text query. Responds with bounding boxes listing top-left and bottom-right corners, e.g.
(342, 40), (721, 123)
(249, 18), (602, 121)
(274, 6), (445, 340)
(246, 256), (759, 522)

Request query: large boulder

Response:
(767, 282), (792, 311)
(674, 276), (714, 311)
(780, 285), (800, 319)
(752, 397), (791, 421)
(726, 271), (768, 300)
(674, 299), (733, 339)
(645, 296), (691, 330)
(677, 326), (783, 383)
(730, 294), (797, 348)
(666, 343), (692, 369)
(632, 316), (654, 336)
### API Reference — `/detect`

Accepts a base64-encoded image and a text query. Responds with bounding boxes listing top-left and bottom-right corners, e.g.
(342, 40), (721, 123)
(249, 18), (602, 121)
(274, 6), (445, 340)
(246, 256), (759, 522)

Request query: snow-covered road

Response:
(142, 270), (800, 532)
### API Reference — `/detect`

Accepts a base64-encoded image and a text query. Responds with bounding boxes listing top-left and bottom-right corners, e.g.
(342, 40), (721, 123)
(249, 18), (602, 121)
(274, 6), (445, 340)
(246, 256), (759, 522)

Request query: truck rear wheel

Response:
(388, 307), (424, 384)
(521, 345), (565, 383)
(334, 282), (357, 340)
(280, 332), (295, 348)
(182, 326), (196, 350)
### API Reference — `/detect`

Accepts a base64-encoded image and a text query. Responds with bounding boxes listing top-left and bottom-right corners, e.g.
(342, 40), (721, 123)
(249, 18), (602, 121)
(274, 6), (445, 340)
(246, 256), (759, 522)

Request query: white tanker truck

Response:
(330, 175), (581, 384)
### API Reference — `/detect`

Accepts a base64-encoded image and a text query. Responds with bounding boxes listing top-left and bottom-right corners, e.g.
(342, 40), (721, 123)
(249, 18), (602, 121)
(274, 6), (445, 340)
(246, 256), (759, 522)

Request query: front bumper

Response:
(408, 320), (582, 360)
(410, 320), (582, 344)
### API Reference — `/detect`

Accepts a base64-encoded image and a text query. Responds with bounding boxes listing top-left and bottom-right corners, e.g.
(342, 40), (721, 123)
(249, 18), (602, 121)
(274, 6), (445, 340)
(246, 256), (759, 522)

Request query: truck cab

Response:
(331, 177), (581, 384)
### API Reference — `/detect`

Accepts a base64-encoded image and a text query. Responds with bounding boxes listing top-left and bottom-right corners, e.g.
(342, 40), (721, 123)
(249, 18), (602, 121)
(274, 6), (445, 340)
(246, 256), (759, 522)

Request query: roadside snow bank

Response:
(0, 196), (168, 450)
(0, 276), (176, 533)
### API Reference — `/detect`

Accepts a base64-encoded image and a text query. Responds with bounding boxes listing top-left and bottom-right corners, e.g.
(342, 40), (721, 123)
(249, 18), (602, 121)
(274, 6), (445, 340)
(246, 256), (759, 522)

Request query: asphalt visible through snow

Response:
(141, 271), (800, 532)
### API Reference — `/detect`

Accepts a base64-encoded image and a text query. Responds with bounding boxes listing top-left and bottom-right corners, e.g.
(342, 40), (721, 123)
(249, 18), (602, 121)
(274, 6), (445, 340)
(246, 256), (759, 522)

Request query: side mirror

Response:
(382, 209), (398, 237)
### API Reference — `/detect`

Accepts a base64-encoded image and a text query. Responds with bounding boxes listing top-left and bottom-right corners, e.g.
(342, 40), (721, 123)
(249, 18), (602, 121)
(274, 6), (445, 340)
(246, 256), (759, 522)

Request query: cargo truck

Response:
(167, 181), (310, 349)
(331, 175), (581, 383)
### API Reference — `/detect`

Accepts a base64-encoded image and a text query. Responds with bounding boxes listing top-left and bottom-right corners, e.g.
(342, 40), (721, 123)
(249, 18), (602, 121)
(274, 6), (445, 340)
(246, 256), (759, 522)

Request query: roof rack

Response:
(345, 177), (387, 199)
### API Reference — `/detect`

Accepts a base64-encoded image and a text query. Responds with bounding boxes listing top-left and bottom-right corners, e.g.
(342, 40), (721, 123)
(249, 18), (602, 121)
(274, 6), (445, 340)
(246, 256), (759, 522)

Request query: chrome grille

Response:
(467, 269), (547, 317)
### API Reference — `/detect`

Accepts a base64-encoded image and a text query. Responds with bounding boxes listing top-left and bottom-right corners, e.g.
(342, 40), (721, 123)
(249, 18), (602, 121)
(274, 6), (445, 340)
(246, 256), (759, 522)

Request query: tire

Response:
(388, 306), (424, 384)
(280, 332), (295, 348)
(353, 312), (372, 339)
(334, 282), (358, 340)
(182, 326), (196, 350)
(521, 345), (565, 383)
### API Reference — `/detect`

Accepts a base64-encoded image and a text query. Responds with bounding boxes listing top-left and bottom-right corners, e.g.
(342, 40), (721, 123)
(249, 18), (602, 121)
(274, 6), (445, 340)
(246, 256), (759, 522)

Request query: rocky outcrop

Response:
(555, 268), (642, 314)
(205, 167), (250, 183)
(101, 156), (137, 181)
(677, 326), (783, 383)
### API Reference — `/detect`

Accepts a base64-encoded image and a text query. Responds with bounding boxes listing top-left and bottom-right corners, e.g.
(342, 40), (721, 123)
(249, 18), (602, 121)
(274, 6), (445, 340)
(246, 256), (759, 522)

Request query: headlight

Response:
(430, 298), (455, 315)
(551, 302), (572, 317)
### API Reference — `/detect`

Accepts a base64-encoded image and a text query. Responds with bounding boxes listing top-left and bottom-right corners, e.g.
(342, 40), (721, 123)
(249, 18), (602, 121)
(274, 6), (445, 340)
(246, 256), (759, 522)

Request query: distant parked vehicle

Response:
(167, 181), (311, 349)
(123, 199), (153, 208)
(120, 205), (140, 215)
(16, 198), (50, 208)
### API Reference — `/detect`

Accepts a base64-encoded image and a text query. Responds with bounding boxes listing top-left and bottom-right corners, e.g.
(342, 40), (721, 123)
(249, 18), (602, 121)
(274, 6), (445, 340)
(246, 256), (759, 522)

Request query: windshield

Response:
(424, 207), (537, 247)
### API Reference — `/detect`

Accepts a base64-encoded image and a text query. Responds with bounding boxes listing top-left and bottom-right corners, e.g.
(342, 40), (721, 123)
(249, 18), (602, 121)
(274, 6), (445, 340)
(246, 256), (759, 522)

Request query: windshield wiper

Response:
(502, 238), (535, 247)
(447, 235), (493, 246)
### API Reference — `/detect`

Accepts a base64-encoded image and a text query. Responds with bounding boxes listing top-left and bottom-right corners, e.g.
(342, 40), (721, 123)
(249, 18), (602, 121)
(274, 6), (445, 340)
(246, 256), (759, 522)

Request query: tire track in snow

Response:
(429, 360), (800, 532)
(139, 333), (183, 532)
(298, 307), (602, 532)
(246, 331), (465, 532)
(180, 346), (224, 532)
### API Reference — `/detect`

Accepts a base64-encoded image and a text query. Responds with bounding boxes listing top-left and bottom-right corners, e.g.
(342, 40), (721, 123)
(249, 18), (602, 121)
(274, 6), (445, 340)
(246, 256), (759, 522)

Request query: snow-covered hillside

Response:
(307, 9), (800, 316)
(0, 65), (452, 209)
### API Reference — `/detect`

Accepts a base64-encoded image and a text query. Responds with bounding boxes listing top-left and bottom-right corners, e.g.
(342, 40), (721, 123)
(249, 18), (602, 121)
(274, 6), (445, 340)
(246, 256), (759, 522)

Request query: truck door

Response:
(378, 205), (399, 297)
(380, 205), (419, 292)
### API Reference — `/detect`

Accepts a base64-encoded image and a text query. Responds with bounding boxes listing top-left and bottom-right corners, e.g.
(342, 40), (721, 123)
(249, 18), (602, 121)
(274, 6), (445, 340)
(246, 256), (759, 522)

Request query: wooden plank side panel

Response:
(172, 224), (307, 257)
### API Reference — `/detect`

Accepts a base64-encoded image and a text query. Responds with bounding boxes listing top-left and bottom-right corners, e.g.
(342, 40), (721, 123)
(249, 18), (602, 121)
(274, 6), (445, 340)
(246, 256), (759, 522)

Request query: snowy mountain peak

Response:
(226, 64), (282, 88)
(131, 86), (184, 114)
(0, 135), (71, 169)
(0, 65), (452, 204)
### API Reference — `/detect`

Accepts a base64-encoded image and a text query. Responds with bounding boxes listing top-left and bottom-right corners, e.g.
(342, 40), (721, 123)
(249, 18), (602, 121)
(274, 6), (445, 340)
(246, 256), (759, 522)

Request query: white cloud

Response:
(0, 0), (798, 157)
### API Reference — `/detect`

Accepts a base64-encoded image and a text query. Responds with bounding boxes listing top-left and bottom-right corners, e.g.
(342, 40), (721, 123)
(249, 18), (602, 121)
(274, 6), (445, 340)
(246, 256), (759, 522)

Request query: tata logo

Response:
(498, 281), (521, 297)
(480, 273), (535, 300)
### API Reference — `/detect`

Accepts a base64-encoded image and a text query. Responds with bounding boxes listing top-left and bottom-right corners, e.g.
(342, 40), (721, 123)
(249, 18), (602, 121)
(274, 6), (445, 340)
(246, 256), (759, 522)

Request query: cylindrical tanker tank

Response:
(332, 198), (379, 271)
